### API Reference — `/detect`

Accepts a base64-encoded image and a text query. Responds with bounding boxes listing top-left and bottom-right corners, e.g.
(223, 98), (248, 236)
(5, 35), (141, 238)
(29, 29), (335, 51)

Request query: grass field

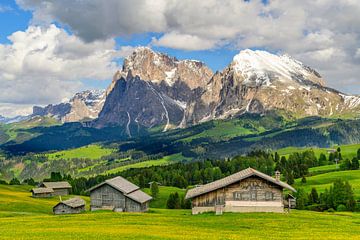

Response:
(276, 143), (360, 160)
(46, 144), (114, 161)
(295, 170), (360, 197)
(1, 185), (360, 239)
(143, 186), (186, 208)
(105, 153), (191, 174)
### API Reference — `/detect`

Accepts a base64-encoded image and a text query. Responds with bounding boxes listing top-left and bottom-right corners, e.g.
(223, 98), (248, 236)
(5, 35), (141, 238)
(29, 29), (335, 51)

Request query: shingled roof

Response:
(41, 181), (72, 189)
(185, 168), (296, 199)
(54, 197), (85, 209)
(88, 176), (152, 204)
(31, 187), (54, 194)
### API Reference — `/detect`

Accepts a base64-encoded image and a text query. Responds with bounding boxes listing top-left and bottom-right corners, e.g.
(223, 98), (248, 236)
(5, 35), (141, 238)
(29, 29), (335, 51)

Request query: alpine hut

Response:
(31, 187), (54, 198)
(53, 197), (86, 215)
(39, 181), (72, 196)
(185, 168), (296, 214)
(88, 176), (152, 212)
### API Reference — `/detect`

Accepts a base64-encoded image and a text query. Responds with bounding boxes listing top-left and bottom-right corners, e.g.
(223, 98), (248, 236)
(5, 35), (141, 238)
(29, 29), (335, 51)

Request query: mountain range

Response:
(14, 47), (360, 135)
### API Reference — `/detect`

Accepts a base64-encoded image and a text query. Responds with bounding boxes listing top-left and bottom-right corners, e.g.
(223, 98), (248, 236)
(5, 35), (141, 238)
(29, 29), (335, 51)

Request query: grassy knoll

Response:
(105, 153), (190, 174)
(143, 186), (186, 208)
(46, 144), (114, 161)
(295, 170), (360, 197)
(1, 184), (360, 239)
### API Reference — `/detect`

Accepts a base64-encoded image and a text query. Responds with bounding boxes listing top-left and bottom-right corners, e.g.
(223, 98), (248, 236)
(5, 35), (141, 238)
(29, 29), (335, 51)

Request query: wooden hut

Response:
(40, 181), (72, 196)
(88, 176), (152, 212)
(31, 187), (54, 198)
(53, 197), (85, 215)
(185, 168), (296, 214)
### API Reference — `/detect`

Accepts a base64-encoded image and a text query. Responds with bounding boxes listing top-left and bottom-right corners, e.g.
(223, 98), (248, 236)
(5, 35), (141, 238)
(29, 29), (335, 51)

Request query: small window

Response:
(250, 191), (257, 201)
(265, 192), (274, 201)
(233, 192), (242, 200)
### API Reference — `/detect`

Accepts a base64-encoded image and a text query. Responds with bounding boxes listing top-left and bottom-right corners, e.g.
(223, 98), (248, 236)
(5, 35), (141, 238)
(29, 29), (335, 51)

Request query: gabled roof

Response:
(41, 181), (72, 189)
(54, 197), (85, 209)
(88, 176), (139, 194)
(126, 189), (152, 204)
(185, 168), (296, 199)
(88, 176), (152, 204)
(31, 187), (54, 194)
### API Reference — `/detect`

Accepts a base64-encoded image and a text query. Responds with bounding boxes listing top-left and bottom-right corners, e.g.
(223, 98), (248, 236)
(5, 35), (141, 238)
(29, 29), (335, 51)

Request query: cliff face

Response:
(32, 90), (105, 122)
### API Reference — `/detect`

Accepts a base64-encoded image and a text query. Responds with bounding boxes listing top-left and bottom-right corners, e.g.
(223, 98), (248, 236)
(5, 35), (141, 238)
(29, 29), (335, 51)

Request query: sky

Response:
(0, 0), (360, 117)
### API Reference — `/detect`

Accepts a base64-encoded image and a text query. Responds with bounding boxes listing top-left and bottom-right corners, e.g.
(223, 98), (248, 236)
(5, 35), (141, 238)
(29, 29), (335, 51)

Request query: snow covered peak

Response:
(232, 49), (324, 87)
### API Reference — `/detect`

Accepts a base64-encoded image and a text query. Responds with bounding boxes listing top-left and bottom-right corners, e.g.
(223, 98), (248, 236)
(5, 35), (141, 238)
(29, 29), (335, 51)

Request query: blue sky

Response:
(0, 0), (359, 116)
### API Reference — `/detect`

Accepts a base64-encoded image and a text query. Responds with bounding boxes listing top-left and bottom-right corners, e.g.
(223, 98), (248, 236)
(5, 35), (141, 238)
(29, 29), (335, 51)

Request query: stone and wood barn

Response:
(53, 197), (86, 215)
(39, 181), (72, 196)
(88, 176), (152, 212)
(185, 168), (296, 214)
(31, 187), (54, 198)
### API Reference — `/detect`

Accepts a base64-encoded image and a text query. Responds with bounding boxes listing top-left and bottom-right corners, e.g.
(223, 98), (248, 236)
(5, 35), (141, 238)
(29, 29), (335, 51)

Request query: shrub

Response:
(326, 208), (335, 213)
(336, 204), (347, 212)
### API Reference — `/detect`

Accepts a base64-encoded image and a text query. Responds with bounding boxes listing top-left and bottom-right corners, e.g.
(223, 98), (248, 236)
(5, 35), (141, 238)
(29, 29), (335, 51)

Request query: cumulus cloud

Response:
(0, 24), (131, 117)
(151, 32), (217, 51)
(15, 0), (360, 94)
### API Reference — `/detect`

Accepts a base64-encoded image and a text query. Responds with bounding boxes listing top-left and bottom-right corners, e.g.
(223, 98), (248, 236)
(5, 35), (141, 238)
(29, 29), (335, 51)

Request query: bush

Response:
(305, 204), (326, 212)
(326, 208), (335, 213)
(336, 204), (347, 212)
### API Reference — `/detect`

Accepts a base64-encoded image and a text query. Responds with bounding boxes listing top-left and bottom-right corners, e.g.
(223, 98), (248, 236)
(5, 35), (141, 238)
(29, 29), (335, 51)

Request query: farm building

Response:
(53, 197), (85, 215)
(31, 187), (54, 198)
(185, 168), (296, 214)
(40, 181), (72, 196)
(88, 176), (152, 212)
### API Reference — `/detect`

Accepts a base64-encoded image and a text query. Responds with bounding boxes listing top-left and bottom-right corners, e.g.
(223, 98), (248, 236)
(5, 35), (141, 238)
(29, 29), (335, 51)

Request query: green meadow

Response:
(1, 184), (360, 239)
(276, 143), (360, 160)
(295, 169), (360, 197)
(46, 144), (115, 161)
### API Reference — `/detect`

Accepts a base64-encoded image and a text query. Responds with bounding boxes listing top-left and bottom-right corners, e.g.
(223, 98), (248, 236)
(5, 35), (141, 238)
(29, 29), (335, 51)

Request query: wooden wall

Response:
(90, 184), (146, 212)
(53, 204), (85, 215)
(192, 176), (283, 208)
(52, 188), (70, 196)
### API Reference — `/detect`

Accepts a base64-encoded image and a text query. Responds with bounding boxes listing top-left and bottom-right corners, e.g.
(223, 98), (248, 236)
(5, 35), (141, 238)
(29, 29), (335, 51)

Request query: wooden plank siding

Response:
(90, 184), (147, 212)
(192, 176), (284, 213)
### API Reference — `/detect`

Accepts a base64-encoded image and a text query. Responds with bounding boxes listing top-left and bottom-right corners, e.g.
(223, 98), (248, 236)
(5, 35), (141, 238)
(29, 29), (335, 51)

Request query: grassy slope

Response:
(143, 186), (186, 208)
(105, 153), (191, 174)
(295, 170), (360, 197)
(0, 185), (360, 239)
(277, 143), (360, 160)
(46, 144), (114, 161)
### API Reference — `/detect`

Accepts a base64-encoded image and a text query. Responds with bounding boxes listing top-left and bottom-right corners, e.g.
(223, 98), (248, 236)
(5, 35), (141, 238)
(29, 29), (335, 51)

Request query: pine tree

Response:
(309, 188), (319, 204)
(357, 148), (360, 160)
(351, 157), (359, 170)
(9, 178), (20, 185)
(295, 188), (308, 210)
(150, 182), (159, 199)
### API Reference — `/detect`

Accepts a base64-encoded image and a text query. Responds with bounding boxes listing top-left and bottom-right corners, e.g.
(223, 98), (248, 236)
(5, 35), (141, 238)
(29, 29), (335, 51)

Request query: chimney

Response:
(275, 170), (280, 181)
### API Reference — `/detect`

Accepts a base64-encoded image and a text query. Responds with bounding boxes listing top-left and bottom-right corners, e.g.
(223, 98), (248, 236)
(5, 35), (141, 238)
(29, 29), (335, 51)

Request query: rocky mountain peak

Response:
(121, 47), (213, 89)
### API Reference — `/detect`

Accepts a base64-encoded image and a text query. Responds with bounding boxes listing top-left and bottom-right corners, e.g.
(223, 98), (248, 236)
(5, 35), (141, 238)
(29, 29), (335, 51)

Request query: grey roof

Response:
(42, 181), (72, 189)
(54, 197), (85, 209)
(88, 176), (152, 204)
(185, 168), (296, 199)
(126, 189), (152, 204)
(88, 176), (139, 194)
(31, 187), (54, 194)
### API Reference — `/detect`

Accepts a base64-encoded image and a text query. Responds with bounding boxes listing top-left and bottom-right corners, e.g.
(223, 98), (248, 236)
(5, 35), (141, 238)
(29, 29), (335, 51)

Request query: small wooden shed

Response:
(31, 187), (54, 198)
(40, 181), (72, 196)
(53, 197), (86, 215)
(88, 176), (152, 212)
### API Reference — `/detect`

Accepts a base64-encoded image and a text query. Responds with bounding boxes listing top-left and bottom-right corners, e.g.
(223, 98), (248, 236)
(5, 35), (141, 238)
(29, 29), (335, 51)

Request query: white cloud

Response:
(0, 24), (130, 117)
(151, 32), (217, 51)
(16, 0), (360, 94)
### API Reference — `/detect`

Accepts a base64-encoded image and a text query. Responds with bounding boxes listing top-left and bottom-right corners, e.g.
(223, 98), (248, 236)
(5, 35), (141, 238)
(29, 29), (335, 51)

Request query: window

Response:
(265, 192), (274, 201)
(233, 192), (242, 200)
(250, 191), (257, 201)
